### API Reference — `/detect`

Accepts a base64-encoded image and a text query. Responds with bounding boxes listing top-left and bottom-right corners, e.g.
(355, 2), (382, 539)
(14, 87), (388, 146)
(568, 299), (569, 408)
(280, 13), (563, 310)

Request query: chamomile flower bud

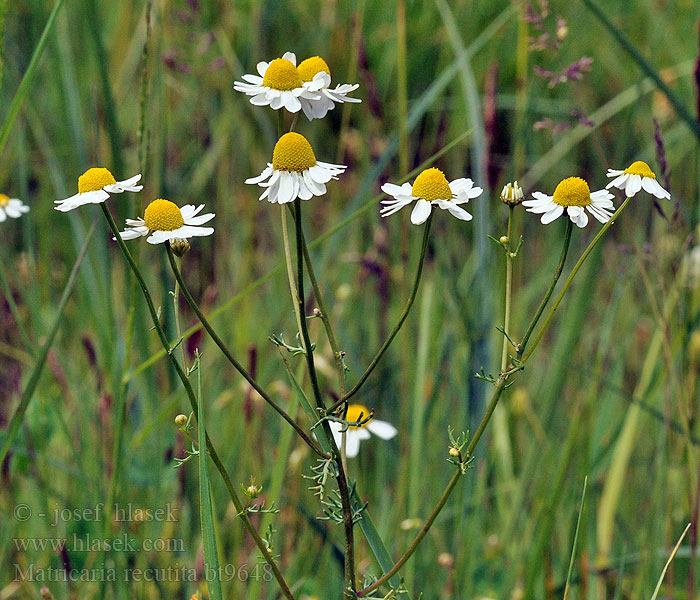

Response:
(169, 238), (191, 257)
(500, 181), (524, 206)
(55, 167), (142, 212)
(174, 414), (188, 427)
(606, 160), (670, 199)
(0, 194), (29, 222)
(448, 446), (460, 458)
(380, 167), (483, 225)
(523, 176), (615, 228)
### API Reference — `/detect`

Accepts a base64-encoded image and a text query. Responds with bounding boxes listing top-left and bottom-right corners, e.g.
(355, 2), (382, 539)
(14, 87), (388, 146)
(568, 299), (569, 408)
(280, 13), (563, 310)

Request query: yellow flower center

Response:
(624, 160), (656, 178)
(272, 132), (317, 172)
(346, 404), (372, 428)
(552, 177), (591, 207)
(0, 194), (9, 207)
(78, 167), (116, 194)
(297, 56), (331, 82)
(144, 199), (184, 231)
(262, 58), (302, 91)
(411, 168), (453, 201)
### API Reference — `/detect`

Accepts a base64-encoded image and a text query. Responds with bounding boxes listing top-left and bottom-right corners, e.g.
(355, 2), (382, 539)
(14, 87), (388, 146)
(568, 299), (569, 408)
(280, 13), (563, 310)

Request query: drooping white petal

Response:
(567, 206), (588, 228)
(411, 199), (432, 225)
(540, 205), (564, 224)
(625, 174), (642, 197)
(435, 199), (473, 221)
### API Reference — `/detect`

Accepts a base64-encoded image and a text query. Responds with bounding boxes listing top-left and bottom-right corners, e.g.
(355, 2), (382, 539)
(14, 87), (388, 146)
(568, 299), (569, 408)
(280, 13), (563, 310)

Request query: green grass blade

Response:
(197, 357), (224, 600)
(580, 0), (700, 143)
(0, 220), (95, 466)
(649, 522), (690, 600)
(563, 476), (587, 600)
(353, 493), (405, 594)
(0, 0), (67, 156)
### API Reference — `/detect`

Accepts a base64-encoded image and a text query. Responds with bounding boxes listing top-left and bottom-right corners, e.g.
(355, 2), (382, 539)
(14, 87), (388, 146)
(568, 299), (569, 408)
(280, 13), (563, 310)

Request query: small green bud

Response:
(170, 238), (191, 257)
(448, 446), (460, 458)
(499, 235), (508, 244)
(174, 414), (188, 427)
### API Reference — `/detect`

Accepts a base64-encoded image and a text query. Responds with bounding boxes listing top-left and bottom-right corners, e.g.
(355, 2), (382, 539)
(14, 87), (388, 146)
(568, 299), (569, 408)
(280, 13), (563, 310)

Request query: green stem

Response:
(337, 214), (433, 408)
(522, 197), (632, 363)
(293, 199), (356, 597)
(500, 207), (514, 371)
(172, 253), (187, 368)
(164, 243), (325, 458)
(100, 205), (296, 600)
(359, 374), (510, 597)
(291, 205), (346, 396)
(0, 255), (35, 355)
(517, 218), (573, 360)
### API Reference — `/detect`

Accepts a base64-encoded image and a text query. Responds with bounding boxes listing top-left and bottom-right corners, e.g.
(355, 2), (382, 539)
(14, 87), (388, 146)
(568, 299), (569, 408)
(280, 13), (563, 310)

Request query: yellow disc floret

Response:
(144, 199), (185, 231)
(272, 132), (317, 172)
(346, 404), (372, 428)
(262, 58), (302, 91)
(297, 56), (331, 82)
(78, 168), (116, 194)
(0, 194), (9, 207)
(552, 177), (591, 207)
(624, 160), (656, 178)
(412, 168), (453, 202)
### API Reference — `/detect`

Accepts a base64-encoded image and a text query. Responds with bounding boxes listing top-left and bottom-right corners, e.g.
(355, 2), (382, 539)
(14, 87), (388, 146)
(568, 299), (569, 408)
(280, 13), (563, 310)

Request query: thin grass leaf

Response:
(563, 476), (587, 600)
(197, 358), (224, 600)
(0, 221), (95, 466)
(580, 0), (700, 143)
(649, 522), (691, 600)
(0, 0), (67, 157)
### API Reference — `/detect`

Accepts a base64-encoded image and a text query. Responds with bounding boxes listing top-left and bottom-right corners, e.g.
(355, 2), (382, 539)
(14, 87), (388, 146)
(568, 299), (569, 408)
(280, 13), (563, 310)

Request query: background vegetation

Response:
(1, 0), (700, 598)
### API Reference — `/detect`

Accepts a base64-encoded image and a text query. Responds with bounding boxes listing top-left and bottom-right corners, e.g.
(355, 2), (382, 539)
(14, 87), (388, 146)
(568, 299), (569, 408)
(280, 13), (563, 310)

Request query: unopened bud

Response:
(170, 238), (191, 257)
(501, 181), (524, 206)
(499, 235), (508, 244)
(174, 414), (188, 427)
(449, 446), (460, 458)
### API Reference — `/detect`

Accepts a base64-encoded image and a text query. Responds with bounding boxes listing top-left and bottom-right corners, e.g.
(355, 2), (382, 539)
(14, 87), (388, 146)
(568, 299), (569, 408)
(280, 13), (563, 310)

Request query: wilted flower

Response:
(606, 161), (670, 199)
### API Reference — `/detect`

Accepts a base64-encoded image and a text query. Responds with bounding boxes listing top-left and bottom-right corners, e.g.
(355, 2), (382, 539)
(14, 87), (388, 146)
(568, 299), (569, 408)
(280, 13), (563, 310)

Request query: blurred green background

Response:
(1, 0), (700, 598)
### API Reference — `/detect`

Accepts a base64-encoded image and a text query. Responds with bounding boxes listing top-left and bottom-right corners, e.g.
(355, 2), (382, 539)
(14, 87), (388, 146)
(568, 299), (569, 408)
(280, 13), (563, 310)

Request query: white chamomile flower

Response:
(118, 199), (214, 245)
(295, 56), (361, 121)
(55, 167), (142, 213)
(523, 176), (614, 228)
(233, 52), (320, 113)
(0, 194), (29, 222)
(605, 160), (670, 199)
(380, 167), (482, 225)
(329, 404), (398, 458)
(245, 132), (346, 204)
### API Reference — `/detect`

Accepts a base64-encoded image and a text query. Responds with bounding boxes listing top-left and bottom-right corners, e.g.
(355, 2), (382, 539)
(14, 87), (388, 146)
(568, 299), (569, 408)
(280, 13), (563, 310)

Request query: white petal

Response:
(366, 420), (398, 440)
(540, 205), (564, 224)
(435, 199), (472, 221)
(411, 199), (432, 225)
(277, 171), (296, 204)
(625, 174), (642, 197)
(185, 212), (215, 226)
(282, 51), (296, 65)
(606, 173), (628, 190)
(567, 206), (588, 228)
(345, 432), (362, 458)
